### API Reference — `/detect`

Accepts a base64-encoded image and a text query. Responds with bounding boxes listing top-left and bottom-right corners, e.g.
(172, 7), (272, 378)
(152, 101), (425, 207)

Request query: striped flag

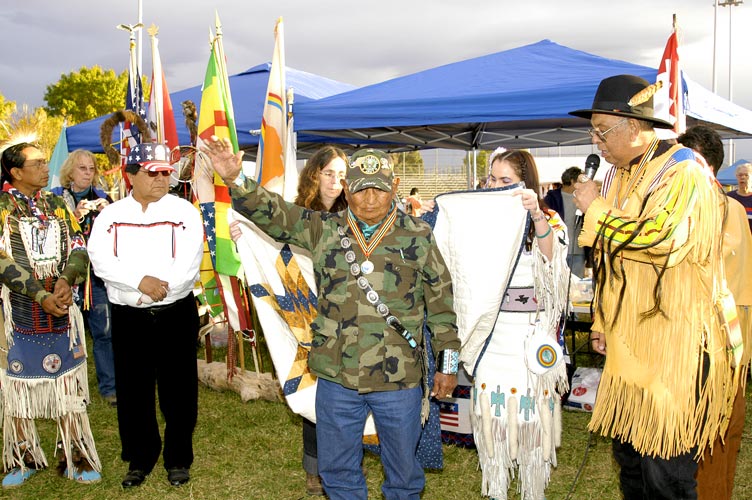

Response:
(256, 17), (297, 198)
(195, 32), (241, 278)
(147, 30), (179, 152)
(654, 24), (686, 135)
(439, 401), (460, 429)
(122, 38), (146, 161)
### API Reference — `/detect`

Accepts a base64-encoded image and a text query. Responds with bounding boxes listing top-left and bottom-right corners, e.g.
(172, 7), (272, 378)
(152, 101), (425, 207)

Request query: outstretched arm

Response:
(199, 135), (244, 185)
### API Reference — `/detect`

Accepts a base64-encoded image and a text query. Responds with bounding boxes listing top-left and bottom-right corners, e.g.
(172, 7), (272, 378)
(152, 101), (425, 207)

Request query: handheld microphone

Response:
(583, 154), (601, 182)
(574, 154), (601, 227)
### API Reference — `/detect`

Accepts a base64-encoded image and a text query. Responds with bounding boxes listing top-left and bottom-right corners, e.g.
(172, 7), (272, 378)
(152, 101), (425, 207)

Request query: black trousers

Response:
(612, 439), (698, 500)
(111, 294), (199, 473)
(302, 417), (318, 474)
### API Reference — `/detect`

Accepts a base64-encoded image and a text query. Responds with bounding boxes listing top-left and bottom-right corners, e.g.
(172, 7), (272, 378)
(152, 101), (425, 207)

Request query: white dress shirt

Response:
(88, 193), (204, 307)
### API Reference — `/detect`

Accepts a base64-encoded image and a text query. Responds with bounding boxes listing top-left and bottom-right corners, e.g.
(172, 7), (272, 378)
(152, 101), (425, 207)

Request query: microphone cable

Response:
(561, 199), (597, 500)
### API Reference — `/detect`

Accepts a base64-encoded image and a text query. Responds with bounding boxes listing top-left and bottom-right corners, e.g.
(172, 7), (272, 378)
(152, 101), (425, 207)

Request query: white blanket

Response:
(432, 188), (528, 374)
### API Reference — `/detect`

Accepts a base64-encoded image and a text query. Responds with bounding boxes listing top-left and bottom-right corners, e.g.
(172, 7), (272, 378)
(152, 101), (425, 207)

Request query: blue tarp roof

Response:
(717, 158), (750, 185)
(65, 63), (355, 153)
(295, 40), (752, 150)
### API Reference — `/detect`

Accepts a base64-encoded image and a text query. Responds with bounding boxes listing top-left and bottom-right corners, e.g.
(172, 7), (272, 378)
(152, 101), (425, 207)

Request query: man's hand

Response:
(229, 220), (242, 242)
(573, 177), (599, 215)
(431, 373), (458, 400)
(42, 294), (69, 317)
(138, 276), (170, 303)
(590, 330), (607, 355)
(53, 277), (73, 306)
(199, 135), (244, 186)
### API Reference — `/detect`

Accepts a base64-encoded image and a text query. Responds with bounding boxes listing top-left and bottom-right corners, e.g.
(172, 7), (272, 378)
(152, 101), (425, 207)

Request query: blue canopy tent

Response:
(65, 63), (355, 154)
(295, 40), (752, 151)
(717, 158), (750, 186)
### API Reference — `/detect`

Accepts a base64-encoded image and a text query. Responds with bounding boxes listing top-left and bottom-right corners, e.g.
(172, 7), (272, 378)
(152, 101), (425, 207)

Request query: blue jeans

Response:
(87, 274), (116, 397)
(316, 379), (424, 500)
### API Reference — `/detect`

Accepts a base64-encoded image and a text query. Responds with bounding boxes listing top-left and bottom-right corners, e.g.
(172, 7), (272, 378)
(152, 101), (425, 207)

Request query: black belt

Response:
(115, 293), (191, 315)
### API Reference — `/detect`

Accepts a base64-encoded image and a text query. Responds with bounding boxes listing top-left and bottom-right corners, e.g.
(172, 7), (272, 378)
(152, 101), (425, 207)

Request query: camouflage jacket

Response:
(231, 180), (459, 393)
(0, 189), (88, 305)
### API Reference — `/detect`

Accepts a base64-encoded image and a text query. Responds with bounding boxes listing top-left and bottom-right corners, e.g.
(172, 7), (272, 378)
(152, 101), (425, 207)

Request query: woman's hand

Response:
(95, 198), (109, 211)
(75, 199), (92, 219)
(514, 188), (541, 216)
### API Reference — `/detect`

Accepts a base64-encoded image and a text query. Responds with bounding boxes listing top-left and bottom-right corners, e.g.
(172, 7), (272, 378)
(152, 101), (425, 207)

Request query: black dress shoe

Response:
(167, 468), (190, 486)
(121, 469), (147, 488)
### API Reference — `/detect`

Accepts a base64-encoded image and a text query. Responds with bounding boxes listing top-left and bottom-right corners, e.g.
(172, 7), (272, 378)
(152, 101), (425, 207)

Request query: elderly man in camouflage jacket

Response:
(203, 138), (460, 500)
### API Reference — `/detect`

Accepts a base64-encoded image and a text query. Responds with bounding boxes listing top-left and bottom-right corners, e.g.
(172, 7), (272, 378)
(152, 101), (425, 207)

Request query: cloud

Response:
(1, 0), (750, 163)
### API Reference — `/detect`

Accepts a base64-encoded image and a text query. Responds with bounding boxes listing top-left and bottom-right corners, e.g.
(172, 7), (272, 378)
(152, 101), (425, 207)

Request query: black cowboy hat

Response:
(570, 74), (673, 129)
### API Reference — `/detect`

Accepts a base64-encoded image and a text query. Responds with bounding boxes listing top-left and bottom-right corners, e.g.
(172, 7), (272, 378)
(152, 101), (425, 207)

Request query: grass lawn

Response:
(3, 333), (751, 500)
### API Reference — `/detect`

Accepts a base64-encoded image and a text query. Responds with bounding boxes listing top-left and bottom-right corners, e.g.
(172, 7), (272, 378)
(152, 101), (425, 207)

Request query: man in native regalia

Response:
(571, 75), (733, 499)
(0, 142), (101, 488)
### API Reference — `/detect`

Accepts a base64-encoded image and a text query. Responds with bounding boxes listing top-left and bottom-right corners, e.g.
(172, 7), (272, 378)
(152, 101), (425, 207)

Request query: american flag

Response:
(199, 202), (217, 268)
(122, 68), (146, 161)
(439, 401), (460, 428)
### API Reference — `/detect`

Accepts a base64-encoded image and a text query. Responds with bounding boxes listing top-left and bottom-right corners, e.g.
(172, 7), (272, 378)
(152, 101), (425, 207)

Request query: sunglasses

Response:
(139, 169), (171, 178)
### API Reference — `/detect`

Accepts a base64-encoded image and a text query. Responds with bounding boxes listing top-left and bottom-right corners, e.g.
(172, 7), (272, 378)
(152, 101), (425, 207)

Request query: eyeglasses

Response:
(23, 159), (48, 168)
(139, 169), (171, 178)
(319, 170), (346, 180)
(588, 119), (628, 142)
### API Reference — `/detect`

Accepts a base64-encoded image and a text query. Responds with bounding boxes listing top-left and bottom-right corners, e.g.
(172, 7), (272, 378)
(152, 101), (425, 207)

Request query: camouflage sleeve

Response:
(0, 250), (51, 304)
(229, 179), (317, 250)
(422, 233), (460, 354)
(47, 192), (89, 285)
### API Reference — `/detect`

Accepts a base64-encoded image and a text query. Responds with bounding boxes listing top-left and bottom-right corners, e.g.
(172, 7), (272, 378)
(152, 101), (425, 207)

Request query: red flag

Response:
(654, 28), (685, 135)
(147, 32), (179, 151)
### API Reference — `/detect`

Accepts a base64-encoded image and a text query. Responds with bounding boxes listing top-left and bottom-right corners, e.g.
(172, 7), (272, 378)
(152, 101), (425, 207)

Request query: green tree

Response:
(389, 151), (424, 176)
(462, 149), (492, 184)
(43, 66), (129, 123)
(0, 93), (17, 131)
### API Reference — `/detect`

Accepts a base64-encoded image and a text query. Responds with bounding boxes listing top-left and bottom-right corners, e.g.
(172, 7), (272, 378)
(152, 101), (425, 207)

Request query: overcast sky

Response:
(1, 1), (750, 160)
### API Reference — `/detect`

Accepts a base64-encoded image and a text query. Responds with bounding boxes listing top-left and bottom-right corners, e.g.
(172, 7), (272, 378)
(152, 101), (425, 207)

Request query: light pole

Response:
(713, 0), (744, 163)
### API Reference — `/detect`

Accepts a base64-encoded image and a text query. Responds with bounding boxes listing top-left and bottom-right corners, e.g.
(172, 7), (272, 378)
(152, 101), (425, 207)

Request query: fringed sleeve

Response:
(533, 209), (570, 394)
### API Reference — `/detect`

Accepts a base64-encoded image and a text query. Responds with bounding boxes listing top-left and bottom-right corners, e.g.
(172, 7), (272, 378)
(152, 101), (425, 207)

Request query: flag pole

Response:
(137, 0), (143, 78)
(148, 25), (163, 144)
(214, 12), (237, 152)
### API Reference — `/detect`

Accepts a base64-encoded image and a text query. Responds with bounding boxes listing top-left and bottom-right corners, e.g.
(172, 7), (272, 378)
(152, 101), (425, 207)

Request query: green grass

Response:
(2, 332), (751, 499)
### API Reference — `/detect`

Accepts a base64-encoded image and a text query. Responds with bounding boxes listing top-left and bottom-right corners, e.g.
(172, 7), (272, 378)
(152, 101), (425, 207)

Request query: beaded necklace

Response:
(614, 137), (660, 210)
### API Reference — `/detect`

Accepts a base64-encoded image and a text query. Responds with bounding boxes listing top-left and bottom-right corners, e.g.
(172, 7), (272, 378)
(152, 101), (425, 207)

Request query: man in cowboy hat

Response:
(88, 142), (204, 489)
(570, 75), (732, 498)
(201, 138), (459, 500)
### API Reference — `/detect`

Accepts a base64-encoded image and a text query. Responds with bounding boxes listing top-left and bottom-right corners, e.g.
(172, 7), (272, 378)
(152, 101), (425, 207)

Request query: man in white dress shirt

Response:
(88, 142), (204, 489)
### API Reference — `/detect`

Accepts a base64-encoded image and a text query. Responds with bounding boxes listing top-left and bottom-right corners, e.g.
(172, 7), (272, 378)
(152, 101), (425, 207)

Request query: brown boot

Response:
(305, 472), (324, 496)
